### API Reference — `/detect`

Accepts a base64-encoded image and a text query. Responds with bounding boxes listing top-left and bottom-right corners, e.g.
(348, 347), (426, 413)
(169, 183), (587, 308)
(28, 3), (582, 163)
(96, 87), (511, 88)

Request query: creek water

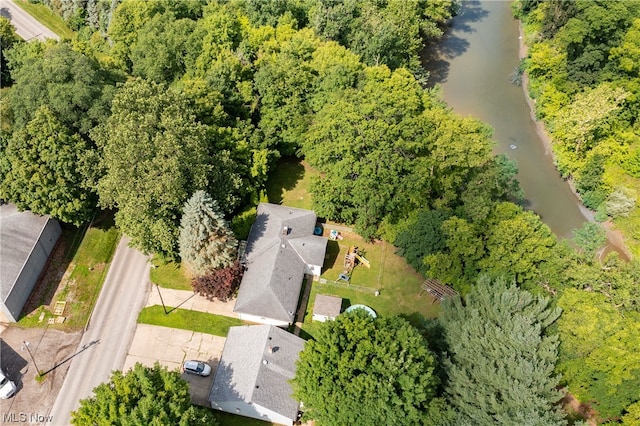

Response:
(421, 0), (591, 241)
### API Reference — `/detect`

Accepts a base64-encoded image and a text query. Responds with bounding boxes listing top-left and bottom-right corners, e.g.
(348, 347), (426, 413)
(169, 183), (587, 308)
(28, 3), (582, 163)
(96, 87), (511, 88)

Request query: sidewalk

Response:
(147, 286), (239, 318)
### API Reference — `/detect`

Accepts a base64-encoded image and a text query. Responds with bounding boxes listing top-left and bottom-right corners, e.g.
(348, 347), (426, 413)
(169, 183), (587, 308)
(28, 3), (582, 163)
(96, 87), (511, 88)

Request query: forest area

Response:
(0, 0), (639, 424)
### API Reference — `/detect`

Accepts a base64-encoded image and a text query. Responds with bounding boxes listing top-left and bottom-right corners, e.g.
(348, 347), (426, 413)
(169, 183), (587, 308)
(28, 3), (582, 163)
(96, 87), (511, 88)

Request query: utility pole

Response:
(22, 341), (41, 374)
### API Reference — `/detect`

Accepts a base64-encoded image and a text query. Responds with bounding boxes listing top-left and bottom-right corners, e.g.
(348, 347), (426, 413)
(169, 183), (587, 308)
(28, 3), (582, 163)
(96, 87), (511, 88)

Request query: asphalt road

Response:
(47, 236), (150, 426)
(0, 0), (59, 41)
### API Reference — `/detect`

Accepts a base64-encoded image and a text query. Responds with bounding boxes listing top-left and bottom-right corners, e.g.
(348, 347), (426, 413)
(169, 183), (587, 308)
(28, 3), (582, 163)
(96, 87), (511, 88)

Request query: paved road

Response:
(0, 0), (59, 41)
(48, 236), (150, 426)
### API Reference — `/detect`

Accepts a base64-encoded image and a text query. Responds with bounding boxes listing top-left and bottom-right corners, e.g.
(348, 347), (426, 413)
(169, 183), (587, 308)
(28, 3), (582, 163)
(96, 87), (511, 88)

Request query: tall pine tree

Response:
(438, 276), (566, 426)
(179, 190), (237, 275)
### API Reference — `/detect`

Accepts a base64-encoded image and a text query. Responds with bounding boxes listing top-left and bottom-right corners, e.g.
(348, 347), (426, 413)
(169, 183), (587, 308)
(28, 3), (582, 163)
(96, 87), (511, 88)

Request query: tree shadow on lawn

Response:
(322, 240), (340, 271)
(265, 157), (305, 205)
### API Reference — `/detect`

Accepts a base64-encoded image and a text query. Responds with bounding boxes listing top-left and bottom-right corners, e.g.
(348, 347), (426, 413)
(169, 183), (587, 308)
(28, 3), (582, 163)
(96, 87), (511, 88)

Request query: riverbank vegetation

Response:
(1, 0), (639, 424)
(515, 0), (640, 258)
(515, 1), (640, 422)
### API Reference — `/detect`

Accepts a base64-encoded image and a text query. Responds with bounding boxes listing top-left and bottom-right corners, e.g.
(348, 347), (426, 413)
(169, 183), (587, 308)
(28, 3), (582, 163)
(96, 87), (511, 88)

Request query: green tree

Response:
(179, 190), (237, 275)
(439, 276), (565, 426)
(395, 209), (450, 274)
(572, 222), (606, 258)
(94, 79), (209, 256)
(130, 12), (201, 84)
(308, 0), (456, 70)
(292, 310), (439, 425)
(479, 202), (557, 284)
(0, 17), (22, 87)
(556, 288), (640, 421)
(71, 362), (219, 426)
(6, 42), (115, 137)
(0, 106), (96, 224)
(253, 25), (319, 155)
(423, 216), (485, 293)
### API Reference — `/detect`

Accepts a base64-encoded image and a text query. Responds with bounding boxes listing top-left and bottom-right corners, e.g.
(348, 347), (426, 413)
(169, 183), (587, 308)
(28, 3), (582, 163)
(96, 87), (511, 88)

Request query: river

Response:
(421, 0), (591, 241)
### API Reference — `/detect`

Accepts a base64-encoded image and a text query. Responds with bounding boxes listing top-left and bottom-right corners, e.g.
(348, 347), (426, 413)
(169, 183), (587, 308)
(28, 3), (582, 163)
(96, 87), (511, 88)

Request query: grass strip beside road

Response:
(13, 0), (73, 39)
(150, 255), (192, 290)
(18, 216), (120, 329)
(138, 305), (243, 337)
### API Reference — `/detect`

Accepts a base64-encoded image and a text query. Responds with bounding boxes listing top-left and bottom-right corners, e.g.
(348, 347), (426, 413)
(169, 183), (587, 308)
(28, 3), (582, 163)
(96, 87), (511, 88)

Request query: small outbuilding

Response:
(0, 203), (61, 322)
(209, 325), (305, 425)
(312, 294), (342, 322)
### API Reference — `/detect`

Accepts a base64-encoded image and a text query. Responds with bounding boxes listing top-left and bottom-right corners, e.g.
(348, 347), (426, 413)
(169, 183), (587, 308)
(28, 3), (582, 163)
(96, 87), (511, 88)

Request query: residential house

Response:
(233, 203), (327, 327)
(209, 324), (305, 425)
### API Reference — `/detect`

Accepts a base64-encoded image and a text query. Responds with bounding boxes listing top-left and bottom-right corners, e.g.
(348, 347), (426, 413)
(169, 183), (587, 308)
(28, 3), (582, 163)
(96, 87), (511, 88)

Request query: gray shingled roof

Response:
(0, 204), (51, 301)
(313, 294), (342, 319)
(209, 325), (305, 420)
(234, 203), (327, 323)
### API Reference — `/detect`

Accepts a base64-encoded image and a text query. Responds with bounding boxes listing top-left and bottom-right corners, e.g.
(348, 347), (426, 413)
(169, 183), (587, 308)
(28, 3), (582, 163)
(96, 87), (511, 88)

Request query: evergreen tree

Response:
(179, 190), (237, 275)
(439, 276), (566, 426)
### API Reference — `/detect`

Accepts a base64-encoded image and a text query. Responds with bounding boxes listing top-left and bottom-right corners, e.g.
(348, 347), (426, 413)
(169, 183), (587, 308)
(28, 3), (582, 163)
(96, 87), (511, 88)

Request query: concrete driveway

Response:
(123, 324), (226, 407)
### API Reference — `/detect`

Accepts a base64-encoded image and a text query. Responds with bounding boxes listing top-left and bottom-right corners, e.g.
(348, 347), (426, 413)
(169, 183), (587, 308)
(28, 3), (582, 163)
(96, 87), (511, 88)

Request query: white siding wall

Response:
(211, 401), (295, 426)
(304, 264), (321, 276)
(237, 313), (290, 327)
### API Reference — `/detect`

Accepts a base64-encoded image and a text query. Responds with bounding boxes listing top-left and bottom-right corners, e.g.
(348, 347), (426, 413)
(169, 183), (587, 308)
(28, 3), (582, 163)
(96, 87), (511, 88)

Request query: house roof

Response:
(209, 325), (305, 420)
(234, 203), (327, 323)
(313, 294), (342, 319)
(0, 203), (53, 301)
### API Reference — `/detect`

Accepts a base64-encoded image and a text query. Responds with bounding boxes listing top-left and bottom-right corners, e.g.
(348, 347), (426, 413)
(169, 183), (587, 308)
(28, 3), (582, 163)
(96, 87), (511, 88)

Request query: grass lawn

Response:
(19, 214), (121, 329)
(150, 255), (192, 290)
(138, 305), (243, 337)
(263, 158), (441, 338)
(265, 157), (318, 210)
(13, 0), (74, 39)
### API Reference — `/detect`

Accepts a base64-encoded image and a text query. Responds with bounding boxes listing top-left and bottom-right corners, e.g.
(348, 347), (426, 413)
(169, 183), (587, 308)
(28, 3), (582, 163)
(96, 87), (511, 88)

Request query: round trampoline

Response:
(344, 304), (377, 318)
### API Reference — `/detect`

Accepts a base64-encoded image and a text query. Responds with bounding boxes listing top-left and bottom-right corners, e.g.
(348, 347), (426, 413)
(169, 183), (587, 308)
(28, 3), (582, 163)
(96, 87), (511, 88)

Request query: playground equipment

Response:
(343, 246), (371, 273)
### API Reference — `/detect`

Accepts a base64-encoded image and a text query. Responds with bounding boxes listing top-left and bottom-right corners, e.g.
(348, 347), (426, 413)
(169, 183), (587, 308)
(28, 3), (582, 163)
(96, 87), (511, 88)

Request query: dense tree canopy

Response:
(518, 0), (640, 256)
(292, 310), (439, 425)
(93, 79), (210, 255)
(556, 289), (640, 421)
(5, 42), (115, 137)
(71, 363), (219, 426)
(438, 276), (565, 426)
(0, 106), (97, 224)
(0, 17), (21, 87)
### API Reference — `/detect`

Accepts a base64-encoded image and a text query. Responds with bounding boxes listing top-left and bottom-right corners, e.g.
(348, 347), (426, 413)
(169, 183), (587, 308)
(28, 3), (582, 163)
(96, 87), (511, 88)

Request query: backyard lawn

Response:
(265, 158), (442, 338)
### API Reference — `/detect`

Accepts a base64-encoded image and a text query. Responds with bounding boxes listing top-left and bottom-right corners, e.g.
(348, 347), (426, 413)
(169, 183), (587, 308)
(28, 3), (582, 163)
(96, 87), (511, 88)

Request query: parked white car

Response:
(0, 370), (17, 399)
(182, 360), (211, 377)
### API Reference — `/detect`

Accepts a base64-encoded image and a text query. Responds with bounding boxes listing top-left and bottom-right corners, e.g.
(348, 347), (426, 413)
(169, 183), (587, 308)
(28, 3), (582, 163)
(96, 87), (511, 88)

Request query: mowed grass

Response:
(13, 0), (74, 39)
(263, 158), (442, 338)
(265, 157), (318, 210)
(150, 255), (192, 290)
(138, 305), (243, 337)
